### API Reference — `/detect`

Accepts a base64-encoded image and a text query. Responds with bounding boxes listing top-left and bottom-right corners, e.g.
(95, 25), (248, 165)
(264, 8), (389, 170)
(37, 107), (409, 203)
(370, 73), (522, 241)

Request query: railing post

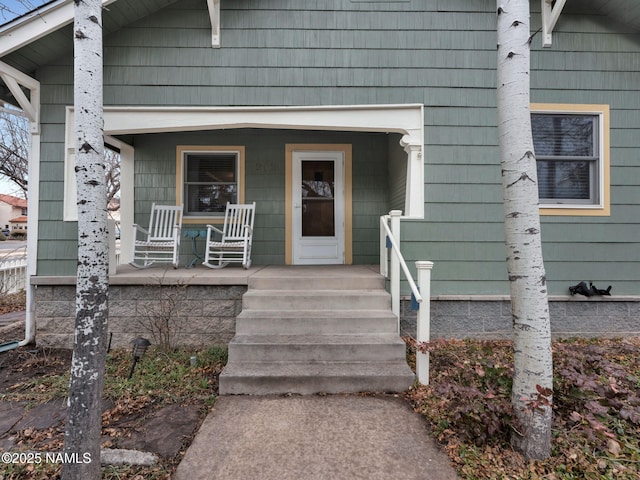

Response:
(389, 210), (402, 330)
(415, 261), (434, 385)
(379, 216), (388, 277)
(108, 218), (117, 275)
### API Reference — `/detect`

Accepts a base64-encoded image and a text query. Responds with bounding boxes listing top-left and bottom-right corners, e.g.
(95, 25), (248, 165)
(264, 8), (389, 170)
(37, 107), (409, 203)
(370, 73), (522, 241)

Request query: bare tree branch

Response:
(0, 105), (29, 198)
(104, 147), (120, 208)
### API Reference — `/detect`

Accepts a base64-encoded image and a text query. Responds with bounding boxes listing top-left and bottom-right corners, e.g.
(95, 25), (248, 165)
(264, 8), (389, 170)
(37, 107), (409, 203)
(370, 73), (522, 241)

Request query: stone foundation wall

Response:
(34, 284), (247, 349)
(400, 297), (640, 340)
(35, 285), (640, 349)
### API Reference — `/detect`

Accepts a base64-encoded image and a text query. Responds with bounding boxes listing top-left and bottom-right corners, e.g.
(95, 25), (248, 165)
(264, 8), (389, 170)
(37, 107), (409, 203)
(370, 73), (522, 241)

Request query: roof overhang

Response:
(543, 0), (640, 47)
(1, 0), (221, 56)
(583, 0), (640, 33)
(0, 0), (117, 57)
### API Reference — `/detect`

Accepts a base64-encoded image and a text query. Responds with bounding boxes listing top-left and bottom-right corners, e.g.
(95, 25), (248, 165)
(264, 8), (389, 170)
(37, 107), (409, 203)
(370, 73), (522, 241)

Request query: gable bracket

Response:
(541, 0), (567, 48)
(207, 0), (221, 48)
(0, 60), (40, 134)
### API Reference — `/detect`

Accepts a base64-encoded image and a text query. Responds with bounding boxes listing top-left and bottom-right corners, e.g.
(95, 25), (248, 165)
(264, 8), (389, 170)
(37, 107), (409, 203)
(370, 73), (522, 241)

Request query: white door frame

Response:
(292, 150), (345, 264)
(286, 144), (352, 265)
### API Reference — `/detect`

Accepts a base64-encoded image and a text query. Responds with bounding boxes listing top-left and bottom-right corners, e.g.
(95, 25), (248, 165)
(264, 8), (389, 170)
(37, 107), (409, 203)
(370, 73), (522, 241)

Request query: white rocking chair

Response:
(203, 202), (256, 269)
(130, 203), (183, 268)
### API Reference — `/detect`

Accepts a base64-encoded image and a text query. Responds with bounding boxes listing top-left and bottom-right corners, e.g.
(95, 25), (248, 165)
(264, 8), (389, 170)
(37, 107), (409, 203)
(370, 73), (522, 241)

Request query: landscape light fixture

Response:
(128, 337), (151, 379)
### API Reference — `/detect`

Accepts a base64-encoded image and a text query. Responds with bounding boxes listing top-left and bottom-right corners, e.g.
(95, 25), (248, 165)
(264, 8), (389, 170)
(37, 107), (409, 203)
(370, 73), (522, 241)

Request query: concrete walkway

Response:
(174, 395), (459, 480)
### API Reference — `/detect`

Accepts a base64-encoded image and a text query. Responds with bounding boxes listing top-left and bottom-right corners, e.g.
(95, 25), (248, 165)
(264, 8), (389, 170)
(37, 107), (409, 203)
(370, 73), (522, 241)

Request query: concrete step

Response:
(220, 265), (412, 395)
(219, 361), (415, 395)
(235, 310), (398, 335)
(242, 289), (391, 311)
(248, 273), (384, 291)
(227, 334), (407, 363)
(247, 265), (384, 291)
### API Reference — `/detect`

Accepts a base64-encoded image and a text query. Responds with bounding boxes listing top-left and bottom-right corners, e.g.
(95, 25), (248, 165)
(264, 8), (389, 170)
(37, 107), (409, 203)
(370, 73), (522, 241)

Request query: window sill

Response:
(539, 205), (610, 216)
(183, 216), (225, 225)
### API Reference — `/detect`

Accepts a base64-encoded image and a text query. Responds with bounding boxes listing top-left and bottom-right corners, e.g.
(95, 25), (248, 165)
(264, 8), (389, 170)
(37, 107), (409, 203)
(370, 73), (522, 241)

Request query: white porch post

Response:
(416, 260), (434, 385)
(0, 61), (41, 347)
(400, 135), (424, 218)
(389, 210), (402, 326)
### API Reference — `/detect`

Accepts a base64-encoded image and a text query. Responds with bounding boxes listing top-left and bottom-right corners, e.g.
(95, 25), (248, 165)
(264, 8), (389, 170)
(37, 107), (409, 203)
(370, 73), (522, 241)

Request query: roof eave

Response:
(0, 0), (117, 57)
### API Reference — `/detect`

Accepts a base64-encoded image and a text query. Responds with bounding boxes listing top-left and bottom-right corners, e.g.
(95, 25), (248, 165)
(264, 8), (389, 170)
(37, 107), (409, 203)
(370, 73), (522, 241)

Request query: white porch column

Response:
(23, 131), (40, 346)
(389, 210), (402, 324)
(415, 260), (434, 385)
(400, 135), (424, 218)
(0, 61), (41, 346)
(116, 141), (135, 264)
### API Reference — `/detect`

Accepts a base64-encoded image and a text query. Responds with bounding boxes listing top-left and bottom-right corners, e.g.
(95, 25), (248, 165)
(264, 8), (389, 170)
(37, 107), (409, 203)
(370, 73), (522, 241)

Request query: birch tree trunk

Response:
(62, 0), (108, 478)
(496, 0), (553, 460)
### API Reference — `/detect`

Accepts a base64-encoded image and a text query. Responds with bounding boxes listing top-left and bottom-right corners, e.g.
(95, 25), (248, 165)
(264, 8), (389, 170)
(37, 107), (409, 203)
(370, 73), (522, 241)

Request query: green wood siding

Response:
(129, 129), (390, 267)
(30, 0), (640, 295)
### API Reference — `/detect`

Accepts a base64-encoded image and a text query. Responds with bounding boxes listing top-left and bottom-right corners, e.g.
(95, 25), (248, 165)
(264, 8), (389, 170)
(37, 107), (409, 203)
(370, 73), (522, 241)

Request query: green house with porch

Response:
(1, 0), (639, 393)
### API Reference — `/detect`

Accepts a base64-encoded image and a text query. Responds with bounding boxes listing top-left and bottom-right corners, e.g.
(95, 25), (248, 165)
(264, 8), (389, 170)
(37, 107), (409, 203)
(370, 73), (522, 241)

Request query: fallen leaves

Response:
(404, 337), (640, 479)
(0, 346), (224, 480)
(0, 291), (26, 315)
(607, 438), (621, 456)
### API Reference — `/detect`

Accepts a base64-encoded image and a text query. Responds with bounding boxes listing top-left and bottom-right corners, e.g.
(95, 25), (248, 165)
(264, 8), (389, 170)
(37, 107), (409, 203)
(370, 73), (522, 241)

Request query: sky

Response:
(0, 0), (49, 24)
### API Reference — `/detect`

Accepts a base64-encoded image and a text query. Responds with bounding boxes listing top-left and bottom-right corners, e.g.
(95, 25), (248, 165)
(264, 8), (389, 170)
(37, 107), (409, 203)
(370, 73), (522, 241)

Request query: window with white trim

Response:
(531, 105), (609, 215)
(178, 147), (244, 219)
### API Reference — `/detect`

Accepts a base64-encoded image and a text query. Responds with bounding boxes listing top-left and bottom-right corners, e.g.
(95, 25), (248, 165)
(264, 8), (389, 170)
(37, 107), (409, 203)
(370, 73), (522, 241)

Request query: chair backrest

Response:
(148, 204), (183, 240)
(222, 202), (256, 240)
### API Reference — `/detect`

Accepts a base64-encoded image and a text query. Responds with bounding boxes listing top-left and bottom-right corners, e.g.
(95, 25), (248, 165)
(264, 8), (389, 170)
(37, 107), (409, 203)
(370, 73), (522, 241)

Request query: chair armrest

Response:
(132, 224), (150, 239)
(205, 224), (224, 242)
(206, 224), (224, 235)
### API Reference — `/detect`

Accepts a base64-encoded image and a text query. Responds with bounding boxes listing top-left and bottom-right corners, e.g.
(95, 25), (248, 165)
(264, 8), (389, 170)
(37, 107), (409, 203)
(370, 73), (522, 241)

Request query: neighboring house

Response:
(1, 0), (639, 349)
(0, 193), (27, 234)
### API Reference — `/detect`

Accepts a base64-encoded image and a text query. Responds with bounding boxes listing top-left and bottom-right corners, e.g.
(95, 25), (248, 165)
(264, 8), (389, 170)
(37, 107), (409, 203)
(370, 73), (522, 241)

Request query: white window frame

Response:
(531, 103), (610, 216)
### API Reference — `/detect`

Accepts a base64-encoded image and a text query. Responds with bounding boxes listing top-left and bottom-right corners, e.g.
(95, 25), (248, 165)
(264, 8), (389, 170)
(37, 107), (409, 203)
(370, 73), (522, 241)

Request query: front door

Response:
(292, 150), (345, 264)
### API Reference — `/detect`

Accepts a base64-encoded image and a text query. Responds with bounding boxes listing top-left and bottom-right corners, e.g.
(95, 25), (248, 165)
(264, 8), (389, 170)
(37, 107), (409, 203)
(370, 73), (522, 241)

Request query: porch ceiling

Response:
(579, 0), (640, 34)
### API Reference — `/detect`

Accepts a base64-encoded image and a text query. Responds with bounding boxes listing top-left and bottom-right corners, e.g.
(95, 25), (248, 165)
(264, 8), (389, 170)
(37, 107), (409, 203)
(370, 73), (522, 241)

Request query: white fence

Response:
(0, 250), (27, 295)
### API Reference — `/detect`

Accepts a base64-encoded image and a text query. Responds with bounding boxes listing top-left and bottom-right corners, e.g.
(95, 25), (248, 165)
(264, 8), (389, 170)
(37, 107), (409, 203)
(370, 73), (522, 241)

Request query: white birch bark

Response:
(62, 0), (108, 478)
(496, 0), (553, 460)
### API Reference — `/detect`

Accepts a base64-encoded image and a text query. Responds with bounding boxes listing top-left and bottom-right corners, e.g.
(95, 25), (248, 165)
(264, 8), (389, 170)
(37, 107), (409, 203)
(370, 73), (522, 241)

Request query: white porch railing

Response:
(380, 210), (433, 385)
(0, 249), (27, 294)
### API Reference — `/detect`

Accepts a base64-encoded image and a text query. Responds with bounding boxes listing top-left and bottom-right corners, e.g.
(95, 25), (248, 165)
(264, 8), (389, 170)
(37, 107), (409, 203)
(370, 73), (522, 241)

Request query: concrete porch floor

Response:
(31, 264), (383, 287)
(107, 264), (383, 286)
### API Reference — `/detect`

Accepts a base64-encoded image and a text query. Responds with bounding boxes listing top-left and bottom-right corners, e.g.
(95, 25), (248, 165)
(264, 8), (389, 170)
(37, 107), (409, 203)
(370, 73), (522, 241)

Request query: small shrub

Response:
(135, 272), (188, 352)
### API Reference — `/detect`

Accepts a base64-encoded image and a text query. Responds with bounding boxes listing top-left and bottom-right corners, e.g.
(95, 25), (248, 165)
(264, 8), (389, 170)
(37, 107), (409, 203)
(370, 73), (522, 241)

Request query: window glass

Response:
(532, 115), (594, 157)
(183, 152), (238, 216)
(536, 160), (592, 200)
(532, 113), (599, 205)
